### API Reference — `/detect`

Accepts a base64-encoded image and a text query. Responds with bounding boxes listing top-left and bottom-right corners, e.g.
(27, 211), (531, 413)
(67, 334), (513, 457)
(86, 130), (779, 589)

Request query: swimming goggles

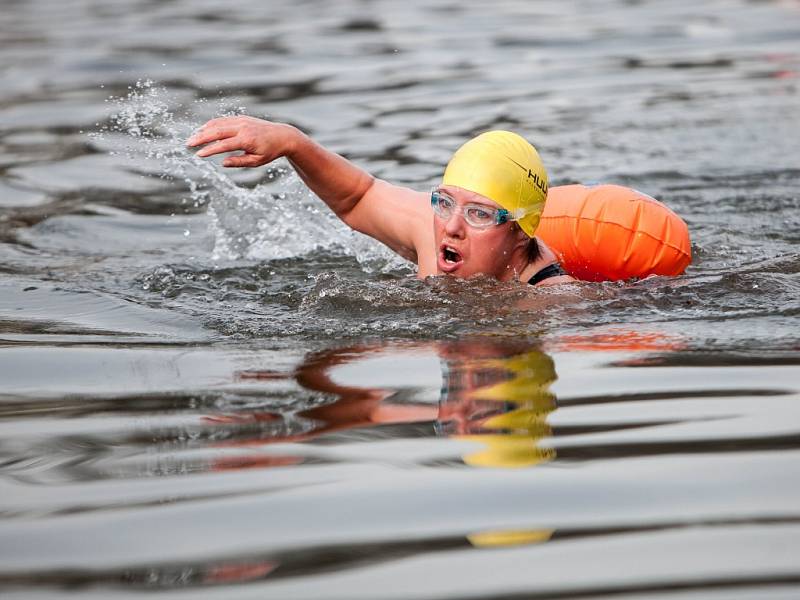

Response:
(431, 189), (530, 229)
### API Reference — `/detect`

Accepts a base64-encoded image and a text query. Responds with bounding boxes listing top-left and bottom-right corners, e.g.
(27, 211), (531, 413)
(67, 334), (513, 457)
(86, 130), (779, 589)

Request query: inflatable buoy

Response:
(537, 184), (691, 282)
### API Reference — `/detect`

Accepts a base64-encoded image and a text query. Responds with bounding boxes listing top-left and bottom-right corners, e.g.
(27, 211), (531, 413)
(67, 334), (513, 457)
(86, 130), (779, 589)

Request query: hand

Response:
(186, 116), (299, 168)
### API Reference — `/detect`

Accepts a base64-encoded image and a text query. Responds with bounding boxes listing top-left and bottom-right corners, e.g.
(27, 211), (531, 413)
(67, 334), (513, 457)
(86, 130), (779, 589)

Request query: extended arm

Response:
(187, 116), (431, 262)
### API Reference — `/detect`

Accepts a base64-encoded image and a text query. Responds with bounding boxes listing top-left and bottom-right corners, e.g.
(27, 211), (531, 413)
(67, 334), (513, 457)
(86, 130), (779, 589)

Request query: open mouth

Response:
(438, 244), (464, 272)
(443, 246), (461, 264)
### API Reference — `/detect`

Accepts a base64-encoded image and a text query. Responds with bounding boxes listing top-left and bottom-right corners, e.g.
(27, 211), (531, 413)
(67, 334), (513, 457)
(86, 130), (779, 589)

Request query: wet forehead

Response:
(437, 185), (501, 209)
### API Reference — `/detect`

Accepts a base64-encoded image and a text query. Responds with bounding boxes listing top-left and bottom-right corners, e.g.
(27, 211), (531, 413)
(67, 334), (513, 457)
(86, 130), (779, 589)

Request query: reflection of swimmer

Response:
(214, 340), (560, 555)
(187, 118), (574, 286)
(236, 346), (439, 436)
(436, 339), (558, 468)
(223, 339), (558, 471)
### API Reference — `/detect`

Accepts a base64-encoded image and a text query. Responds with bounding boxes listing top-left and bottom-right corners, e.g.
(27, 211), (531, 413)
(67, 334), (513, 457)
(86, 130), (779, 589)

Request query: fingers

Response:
(186, 126), (238, 148)
(187, 116), (276, 168)
(223, 154), (267, 168)
(187, 115), (269, 145)
(187, 115), (255, 147)
(194, 137), (245, 158)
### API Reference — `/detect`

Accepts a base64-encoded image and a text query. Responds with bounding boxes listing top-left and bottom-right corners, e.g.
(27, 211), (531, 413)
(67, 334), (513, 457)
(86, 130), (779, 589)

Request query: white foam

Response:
(97, 80), (406, 272)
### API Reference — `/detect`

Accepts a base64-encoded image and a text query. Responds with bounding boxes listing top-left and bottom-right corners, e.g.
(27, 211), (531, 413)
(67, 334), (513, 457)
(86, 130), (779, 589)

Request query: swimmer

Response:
(187, 116), (574, 286)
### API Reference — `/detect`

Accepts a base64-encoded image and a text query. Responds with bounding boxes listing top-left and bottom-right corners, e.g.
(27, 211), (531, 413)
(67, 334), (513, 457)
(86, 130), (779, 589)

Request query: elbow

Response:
(338, 175), (378, 229)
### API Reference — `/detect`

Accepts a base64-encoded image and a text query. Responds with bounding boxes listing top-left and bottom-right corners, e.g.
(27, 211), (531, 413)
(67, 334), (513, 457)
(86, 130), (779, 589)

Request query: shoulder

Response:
(348, 180), (433, 264)
(525, 238), (575, 287)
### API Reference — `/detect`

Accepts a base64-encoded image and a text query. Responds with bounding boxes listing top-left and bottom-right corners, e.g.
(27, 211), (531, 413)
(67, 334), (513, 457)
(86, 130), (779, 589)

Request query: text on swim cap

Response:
(508, 157), (548, 195)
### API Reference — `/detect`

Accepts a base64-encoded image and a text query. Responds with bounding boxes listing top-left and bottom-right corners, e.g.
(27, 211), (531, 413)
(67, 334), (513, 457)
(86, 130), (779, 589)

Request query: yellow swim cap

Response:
(442, 131), (548, 237)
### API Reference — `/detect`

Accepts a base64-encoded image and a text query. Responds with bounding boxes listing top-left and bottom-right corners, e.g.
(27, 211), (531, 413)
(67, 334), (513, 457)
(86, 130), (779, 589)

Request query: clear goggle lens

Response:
(430, 190), (511, 229)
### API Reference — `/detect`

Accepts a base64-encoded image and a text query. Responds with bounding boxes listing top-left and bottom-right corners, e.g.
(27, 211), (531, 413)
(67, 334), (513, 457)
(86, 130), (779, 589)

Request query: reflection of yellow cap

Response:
(470, 351), (556, 405)
(442, 131), (548, 237)
(467, 528), (553, 548)
(459, 433), (555, 468)
(455, 350), (557, 468)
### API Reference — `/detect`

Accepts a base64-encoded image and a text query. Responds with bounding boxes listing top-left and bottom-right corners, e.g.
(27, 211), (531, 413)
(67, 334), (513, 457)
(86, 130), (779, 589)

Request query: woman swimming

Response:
(187, 117), (574, 286)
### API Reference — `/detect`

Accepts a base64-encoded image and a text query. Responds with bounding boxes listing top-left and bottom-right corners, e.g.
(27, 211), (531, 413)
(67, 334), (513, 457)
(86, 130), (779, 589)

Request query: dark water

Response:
(2, 1), (800, 598)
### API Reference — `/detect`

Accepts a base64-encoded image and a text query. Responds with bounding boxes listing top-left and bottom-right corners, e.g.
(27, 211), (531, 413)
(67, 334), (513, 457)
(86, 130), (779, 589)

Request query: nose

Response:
(444, 209), (467, 239)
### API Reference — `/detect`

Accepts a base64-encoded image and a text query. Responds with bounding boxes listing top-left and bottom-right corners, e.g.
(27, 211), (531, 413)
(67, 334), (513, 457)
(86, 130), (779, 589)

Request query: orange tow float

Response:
(537, 184), (692, 281)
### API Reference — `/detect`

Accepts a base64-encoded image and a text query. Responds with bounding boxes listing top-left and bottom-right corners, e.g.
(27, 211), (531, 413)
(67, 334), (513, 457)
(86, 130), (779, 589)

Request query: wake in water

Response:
(95, 80), (405, 271)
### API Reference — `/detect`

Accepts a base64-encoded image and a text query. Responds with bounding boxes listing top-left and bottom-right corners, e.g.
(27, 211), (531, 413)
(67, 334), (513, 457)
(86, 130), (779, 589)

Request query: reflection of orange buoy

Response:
(538, 184), (692, 281)
(551, 330), (685, 353)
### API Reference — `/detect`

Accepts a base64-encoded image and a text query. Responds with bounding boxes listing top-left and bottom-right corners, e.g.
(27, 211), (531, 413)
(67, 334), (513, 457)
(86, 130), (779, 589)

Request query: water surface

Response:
(1, 0), (800, 598)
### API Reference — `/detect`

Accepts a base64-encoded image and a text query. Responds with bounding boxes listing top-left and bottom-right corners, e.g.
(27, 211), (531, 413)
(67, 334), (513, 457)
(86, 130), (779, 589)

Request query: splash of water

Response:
(96, 80), (405, 270)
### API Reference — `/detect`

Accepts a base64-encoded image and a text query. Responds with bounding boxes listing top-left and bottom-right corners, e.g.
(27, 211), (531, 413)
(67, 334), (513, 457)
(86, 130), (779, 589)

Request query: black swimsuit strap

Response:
(528, 263), (568, 286)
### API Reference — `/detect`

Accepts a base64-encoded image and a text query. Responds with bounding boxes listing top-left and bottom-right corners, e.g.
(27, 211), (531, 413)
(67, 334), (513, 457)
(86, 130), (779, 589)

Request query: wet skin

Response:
(429, 185), (531, 281)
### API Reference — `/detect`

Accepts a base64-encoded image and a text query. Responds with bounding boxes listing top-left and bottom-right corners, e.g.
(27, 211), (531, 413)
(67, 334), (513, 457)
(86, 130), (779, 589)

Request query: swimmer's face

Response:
(433, 185), (529, 280)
